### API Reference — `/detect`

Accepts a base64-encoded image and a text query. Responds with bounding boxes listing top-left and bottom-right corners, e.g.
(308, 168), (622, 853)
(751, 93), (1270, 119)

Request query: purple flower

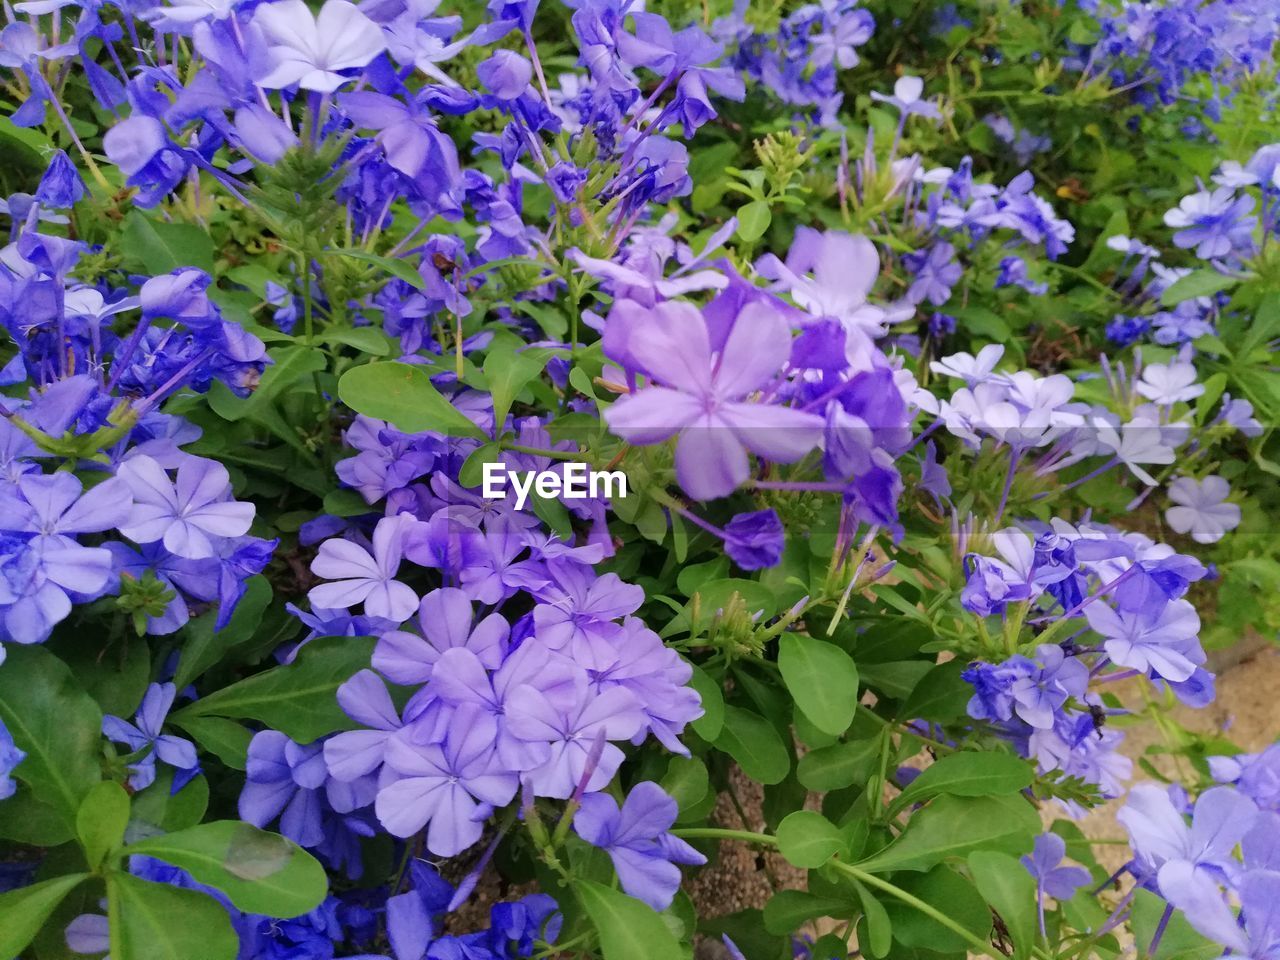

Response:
(308, 515), (421, 622)
(323, 671), (408, 787)
(2, 472), (131, 546)
(505, 674), (645, 799)
(477, 49), (532, 100)
(904, 241), (962, 307)
(1165, 476), (1240, 545)
(375, 706), (518, 854)
(530, 559), (642, 663)
(372, 586), (510, 684)
(253, 0), (386, 92)
(339, 92), (461, 202)
(0, 719), (25, 800)
(1163, 188), (1256, 259)
(102, 683), (199, 791)
(1118, 784), (1257, 879)
(1022, 833), (1090, 901)
(0, 536), (114, 645)
(604, 300), (823, 500)
(239, 730), (374, 849)
(723, 509), (785, 570)
(35, 150), (85, 208)
(574, 781), (706, 911)
(756, 228), (886, 336)
(117, 455), (254, 560)
(1084, 598), (1202, 683)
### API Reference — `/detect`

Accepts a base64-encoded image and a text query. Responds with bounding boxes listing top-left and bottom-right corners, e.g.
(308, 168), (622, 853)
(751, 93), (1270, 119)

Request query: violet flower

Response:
(308, 514), (421, 622)
(102, 682), (199, 791)
(604, 300), (823, 501)
(117, 455), (254, 560)
(573, 781), (707, 911)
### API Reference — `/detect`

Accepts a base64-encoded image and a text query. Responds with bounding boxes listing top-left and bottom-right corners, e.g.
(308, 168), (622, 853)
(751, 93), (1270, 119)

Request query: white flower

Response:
(254, 0), (386, 93)
(929, 344), (1005, 386)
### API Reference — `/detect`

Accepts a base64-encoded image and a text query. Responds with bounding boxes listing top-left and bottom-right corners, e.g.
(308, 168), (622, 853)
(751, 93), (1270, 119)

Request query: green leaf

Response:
(177, 717), (253, 770)
(891, 752), (1033, 812)
(576, 880), (684, 960)
(122, 821), (327, 918)
(77, 781), (130, 869)
(1160, 269), (1239, 306)
(172, 636), (375, 742)
(174, 577), (273, 689)
(1131, 888), (1222, 960)
(968, 851), (1037, 960)
(856, 794), (1039, 873)
(763, 890), (852, 936)
(120, 212), (215, 273)
(484, 344), (554, 433)
(0, 646), (103, 832)
(714, 706), (790, 785)
(776, 810), (845, 868)
(322, 325), (393, 355)
(337, 362), (486, 439)
(778, 635), (858, 736)
(900, 660), (972, 722)
(796, 737), (880, 792)
(208, 345), (326, 422)
(131, 771), (210, 833)
(686, 664), (723, 740)
(107, 872), (239, 960)
(881, 865), (990, 952)
(329, 248), (426, 291)
(850, 879), (892, 958)
(0, 873), (90, 960)
(736, 201), (772, 242)
(661, 756), (709, 815)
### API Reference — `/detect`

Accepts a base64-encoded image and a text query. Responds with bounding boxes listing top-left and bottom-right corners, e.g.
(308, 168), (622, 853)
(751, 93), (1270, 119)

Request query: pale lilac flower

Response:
(574, 782), (706, 911)
(1021, 833), (1090, 900)
(254, 0), (386, 92)
(929, 344), (1005, 386)
(1165, 476), (1240, 544)
(1084, 598), (1202, 683)
(117, 455), (253, 560)
(308, 515), (421, 622)
(1136, 362), (1204, 406)
(1092, 416), (1176, 485)
(375, 706), (518, 854)
(870, 75), (940, 119)
(1118, 784), (1257, 877)
(372, 586), (509, 684)
(1163, 188), (1256, 259)
(102, 682), (199, 791)
(756, 228), (889, 335)
(605, 301), (824, 501)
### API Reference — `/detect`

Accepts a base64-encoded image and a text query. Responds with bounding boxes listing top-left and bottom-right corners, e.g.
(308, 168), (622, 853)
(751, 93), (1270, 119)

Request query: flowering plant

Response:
(0, 1), (1278, 959)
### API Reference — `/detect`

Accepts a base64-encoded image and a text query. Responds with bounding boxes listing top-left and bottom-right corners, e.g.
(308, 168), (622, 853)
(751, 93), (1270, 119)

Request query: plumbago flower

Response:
(603, 298), (824, 500)
(3, 0), (1278, 955)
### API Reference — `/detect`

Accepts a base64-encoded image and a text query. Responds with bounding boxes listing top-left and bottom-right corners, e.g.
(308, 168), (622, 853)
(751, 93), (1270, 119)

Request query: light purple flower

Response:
(324, 670), (404, 782)
(375, 706), (518, 855)
(308, 515), (421, 622)
(117, 455), (254, 560)
(1118, 784), (1257, 877)
(0, 718), (25, 800)
(102, 683), (199, 791)
(372, 586), (509, 684)
(1021, 833), (1090, 900)
(1163, 188), (1256, 259)
(870, 75), (940, 119)
(2, 472), (131, 546)
(574, 781), (706, 911)
(604, 301), (824, 501)
(505, 675), (645, 799)
(1084, 598), (1202, 683)
(1165, 476), (1240, 545)
(0, 537), (114, 644)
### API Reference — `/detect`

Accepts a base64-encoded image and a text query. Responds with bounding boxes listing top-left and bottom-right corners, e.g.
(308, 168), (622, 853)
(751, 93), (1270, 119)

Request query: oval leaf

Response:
(338, 362), (486, 439)
(122, 821), (327, 918)
(107, 872), (238, 960)
(714, 706), (790, 785)
(892, 751), (1033, 812)
(0, 873), (89, 960)
(776, 810), (846, 869)
(576, 880), (683, 960)
(778, 635), (858, 737)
